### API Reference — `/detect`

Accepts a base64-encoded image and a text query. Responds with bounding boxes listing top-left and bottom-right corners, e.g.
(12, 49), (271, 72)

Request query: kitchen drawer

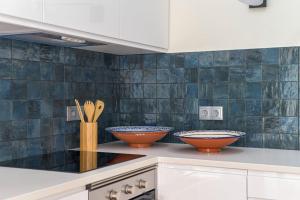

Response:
(248, 170), (300, 200)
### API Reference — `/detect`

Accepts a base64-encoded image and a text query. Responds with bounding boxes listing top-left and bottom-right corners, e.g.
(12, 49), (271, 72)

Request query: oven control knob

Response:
(124, 184), (134, 194)
(108, 190), (118, 200)
(138, 179), (147, 189)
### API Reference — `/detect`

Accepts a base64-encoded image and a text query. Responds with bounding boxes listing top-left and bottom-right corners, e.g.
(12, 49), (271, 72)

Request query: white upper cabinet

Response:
(157, 164), (247, 200)
(43, 0), (119, 38)
(0, 0), (42, 21)
(119, 0), (169, 49)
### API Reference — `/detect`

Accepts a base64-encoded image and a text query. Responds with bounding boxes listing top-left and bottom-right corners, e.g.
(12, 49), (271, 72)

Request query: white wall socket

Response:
(199, 106), (223, 120)
(66, 106), (83, 121)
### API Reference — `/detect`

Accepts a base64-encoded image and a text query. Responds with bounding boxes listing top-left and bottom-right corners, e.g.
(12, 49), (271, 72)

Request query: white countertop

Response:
(3, 142), (300, 200)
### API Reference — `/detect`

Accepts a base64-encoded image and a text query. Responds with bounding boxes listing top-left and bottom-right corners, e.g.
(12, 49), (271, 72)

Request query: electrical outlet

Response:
(66, 106), (83, 121)
(199, 106), (223, 120)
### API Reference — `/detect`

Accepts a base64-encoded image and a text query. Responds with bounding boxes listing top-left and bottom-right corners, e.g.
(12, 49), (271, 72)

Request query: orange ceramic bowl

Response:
(174, 130), (246, 153)
(106, 126), (173, 148)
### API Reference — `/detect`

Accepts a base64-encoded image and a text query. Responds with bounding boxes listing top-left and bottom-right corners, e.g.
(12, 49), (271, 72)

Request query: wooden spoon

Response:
(84, 101), (95, 123)
(93, 100), (105, 122)
(75, 99), (85, 123)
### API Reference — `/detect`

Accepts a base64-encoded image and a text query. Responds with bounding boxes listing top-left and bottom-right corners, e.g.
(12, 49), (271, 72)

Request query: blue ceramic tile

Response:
(64, 48), (77, 65)
(213, 82), (228, 99)
(229, 100), (245, 116)
(157, 69), (171, 83)
(119, 84), (130, 98)
(199, 68), (214, 82)
(40, 82), (54, 99)
(157, 113), (172, 126)
(143, 69), (156, 83)
(27, 81), (41, 100)
(171, 54), (185, 68)
(279, 47), (298, 65)
(198, 52), (213, 67)
(40, 62), (55, 81)
(246, 49), (262, 64)
(40, 45), (64, 63)
(53, 118), (65, 135)
(0, 121), (11, 142)
(157, 54), (170, 69)
(229, 50), (245, 65)
(280, 100), (298, 117)
(27, 119), (40, 138)
(262, 64), (279, 81)
(0, 58), (11, 79)
(53, 134), (65, 152)
(262, 100), (280, 116)
(245, 117), (263, 134)
(11, 120), (27, 139)
(131, 84), (143, 98)
(27, 138), (42, 156)
(246, 134), (263, 148)
(170, 68), (185, 83)
(0, 141), (12, 162)
(184, 53), (198, 68)
(185, 68), (198, 83)
(27, 100), (41, 119)
(213, 51), (229, 66)
(40, 100), (53, 118)
(263, 117), (279, 133)
(142, 113), (156, 125)
(214, 67), (229, 82)
(0, 39), (11, 59)
(158, 99), (171, 113)
(280, 82), (298, 99)
(120, 99), (141, 113)
(281, 134), (298, 150)
(11, 140), (28, 159)
(130, 70), (143, 83)
(120, 70), (131, 83)
(229, 82), (245, 99)
(53, 82), (64, 100)
(198, 83), (213, 99)
(53, 100), (66, 117)
(279, 117), (298, 134)
(262, 48), (279, 64)
(263, 134), (281, 149)
(184, 98), (198, 114)
(40, 118), (53, 137)
(245, 100), (262, 116)
(142, 99), (157, 113)
(186, 83), (198, 98)
(12, 60), (40, 80)
(228, 116), (245, 132)
(143, 54), (156, 68)
(12, 100), (27, 120)
(229, 66), (245, 81)
(12, 40), (40, 61)
(279, 65), (298, 81)
(171, 99), (184, 113)
(245, 82), (262, 99)
(246, 65), (262, 82)
(157, 84), (171, 98)
(262, 82), (279, 99)
(0, 80), (11, 99)
(0, 100), (12, 121)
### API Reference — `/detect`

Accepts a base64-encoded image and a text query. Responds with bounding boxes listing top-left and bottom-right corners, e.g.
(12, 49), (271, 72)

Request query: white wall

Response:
(169, 0), (300, 53)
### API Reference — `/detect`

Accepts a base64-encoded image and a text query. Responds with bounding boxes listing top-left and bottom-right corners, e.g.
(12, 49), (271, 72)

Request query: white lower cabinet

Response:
(248, 170), (300, 200)
(157, 163), (247, 200)
(57, 190), (88, 200)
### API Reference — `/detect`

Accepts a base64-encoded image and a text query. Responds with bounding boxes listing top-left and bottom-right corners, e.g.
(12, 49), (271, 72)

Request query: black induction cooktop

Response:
(0, 151), (145, 173)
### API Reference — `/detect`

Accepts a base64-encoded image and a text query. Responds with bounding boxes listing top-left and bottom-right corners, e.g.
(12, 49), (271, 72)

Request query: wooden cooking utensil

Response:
(84, 100), (95, 122)
(75, 99), (85, 123)
(93, 100), (105, 122)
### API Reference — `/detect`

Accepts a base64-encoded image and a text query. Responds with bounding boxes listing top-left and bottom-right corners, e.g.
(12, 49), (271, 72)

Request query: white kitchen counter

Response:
(3, 142), (300, 200)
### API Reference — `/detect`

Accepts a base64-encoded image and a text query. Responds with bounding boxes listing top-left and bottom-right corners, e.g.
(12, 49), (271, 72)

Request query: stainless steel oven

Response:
(87, 165), (156, 200)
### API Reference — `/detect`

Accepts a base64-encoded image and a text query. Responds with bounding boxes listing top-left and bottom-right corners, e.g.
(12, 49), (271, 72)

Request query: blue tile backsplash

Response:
(0, 39), (119, 161)
(1, 38), (300, 162)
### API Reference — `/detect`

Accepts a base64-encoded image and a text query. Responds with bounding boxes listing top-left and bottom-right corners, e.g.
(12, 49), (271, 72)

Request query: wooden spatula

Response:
(93, 100), (105, 122)
(75, 99), (85, 123)
(84, 100), (95, 123)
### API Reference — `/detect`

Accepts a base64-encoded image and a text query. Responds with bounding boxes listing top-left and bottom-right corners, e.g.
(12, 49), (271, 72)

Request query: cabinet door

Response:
(44, 0), (119, 38)
(248, 170), (300, 200)
(57, 190), (88, 200)
(157, 164), (247, 200)
(120, 0), (169, 49)
(0, 0), (42, 21)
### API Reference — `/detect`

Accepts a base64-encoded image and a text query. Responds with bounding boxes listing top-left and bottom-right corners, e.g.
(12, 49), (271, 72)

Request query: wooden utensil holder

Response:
(80, 122), (98, 151)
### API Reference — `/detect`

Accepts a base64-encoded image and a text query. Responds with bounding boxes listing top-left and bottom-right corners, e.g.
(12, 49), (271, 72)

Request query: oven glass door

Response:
(130, 190), (155, 200)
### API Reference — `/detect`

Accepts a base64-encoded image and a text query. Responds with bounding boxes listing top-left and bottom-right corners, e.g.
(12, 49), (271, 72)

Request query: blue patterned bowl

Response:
(106, 126), (173, 148)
